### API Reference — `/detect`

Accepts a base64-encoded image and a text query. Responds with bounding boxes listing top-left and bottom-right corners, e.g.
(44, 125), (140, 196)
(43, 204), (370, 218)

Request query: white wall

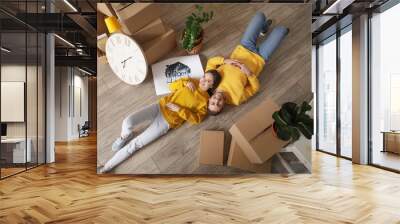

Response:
(1, 65), (37, 137)
(1, 82), (25, 122)
(55, 67), (69, 141)
(54, 67), (89, 141)
(71, 73), (89, 139)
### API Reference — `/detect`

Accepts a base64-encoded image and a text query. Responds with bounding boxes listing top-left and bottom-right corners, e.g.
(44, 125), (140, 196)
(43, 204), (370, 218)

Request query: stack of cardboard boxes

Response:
(97, 3), (177, 65)
(199, 98), (289, 173)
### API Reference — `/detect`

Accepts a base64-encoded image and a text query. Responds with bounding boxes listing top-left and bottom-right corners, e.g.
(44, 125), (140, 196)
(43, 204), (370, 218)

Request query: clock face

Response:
(105, 33), (147, 85)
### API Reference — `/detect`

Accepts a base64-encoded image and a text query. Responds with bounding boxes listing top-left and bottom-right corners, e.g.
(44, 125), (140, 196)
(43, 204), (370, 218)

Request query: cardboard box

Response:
(229, 98), (288, 164)
(111, 3), (133, 12)
(97, 3), (116, 17)
(227, 140), (271, 173)
(97, 34), (108, 53)
(98, 50), (107, 64)
(97, 12), (108, 35)
(132, 18), (166, 44)
(117, 3), (161, 35)
(199, 130), (224, 165)
(143, 28), (177, 65)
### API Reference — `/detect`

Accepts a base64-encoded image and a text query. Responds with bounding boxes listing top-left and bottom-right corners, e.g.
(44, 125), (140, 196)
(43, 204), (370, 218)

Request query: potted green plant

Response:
(272, 101), (314, 143)
(181, 5), (214, 54)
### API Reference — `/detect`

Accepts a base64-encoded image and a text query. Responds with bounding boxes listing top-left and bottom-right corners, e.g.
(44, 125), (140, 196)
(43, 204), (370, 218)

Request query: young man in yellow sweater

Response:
(207, 12), (288, 114)
(99, 71), (221, 173)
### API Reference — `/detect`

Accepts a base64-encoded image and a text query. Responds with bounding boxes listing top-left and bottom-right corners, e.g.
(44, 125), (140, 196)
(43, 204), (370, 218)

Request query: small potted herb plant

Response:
(181, 5), (214, 54)
(272, 101), (314, 143)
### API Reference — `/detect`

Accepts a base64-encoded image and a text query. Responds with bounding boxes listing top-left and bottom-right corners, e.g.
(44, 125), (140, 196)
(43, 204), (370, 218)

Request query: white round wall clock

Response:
(105, 33), (147, 85)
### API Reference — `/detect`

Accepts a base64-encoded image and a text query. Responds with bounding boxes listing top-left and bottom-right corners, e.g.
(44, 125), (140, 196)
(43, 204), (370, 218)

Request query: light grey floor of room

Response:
(97, 3), (312, 174)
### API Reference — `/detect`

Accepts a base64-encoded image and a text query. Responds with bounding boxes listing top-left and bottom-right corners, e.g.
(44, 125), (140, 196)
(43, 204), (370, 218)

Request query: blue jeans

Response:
(240, 12), (288, 61)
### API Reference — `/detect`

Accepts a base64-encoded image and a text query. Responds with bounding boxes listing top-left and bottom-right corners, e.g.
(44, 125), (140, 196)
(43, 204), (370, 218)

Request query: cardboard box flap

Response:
(143, 28), (177, 65)
(117, 3), (161, 35)
(97, 13), (108, 35)
(111, 3), (133, 12)
(230, 98), (279, 140)
(97, 3), (116, 17)
(227, 140), (271, 173)
(132, 18), (166, 44)
(250, 127), (289, 162)
(117, 3), (153, 19)
(229, 98), (288, 164)
(199, 130), (224, 165)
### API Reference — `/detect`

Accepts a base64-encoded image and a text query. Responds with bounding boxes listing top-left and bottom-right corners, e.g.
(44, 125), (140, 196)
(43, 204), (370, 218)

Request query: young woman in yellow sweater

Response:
(207, 12), (288, 114)
(99, 71), (221, 173)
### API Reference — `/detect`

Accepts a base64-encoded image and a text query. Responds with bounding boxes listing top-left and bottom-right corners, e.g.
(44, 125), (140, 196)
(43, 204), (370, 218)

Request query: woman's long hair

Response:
(206, 69), (221, 96)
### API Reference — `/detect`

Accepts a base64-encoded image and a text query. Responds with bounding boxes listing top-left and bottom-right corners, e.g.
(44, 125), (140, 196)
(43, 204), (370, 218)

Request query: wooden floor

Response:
(1, 167), (25, 178)
(98, 4), (312, 174)
(1, 134), (400, 223)
(373, 150), (400, 171)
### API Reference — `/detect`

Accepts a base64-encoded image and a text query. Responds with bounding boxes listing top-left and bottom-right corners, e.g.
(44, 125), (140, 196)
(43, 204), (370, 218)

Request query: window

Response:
(316, 23), (353, 159)
(390, 74), (400, 130)
(339, 27), (352, 158)
(317, 35), (337, 154)
(370, 2), (400, 171)
(0, 1), (47, 179)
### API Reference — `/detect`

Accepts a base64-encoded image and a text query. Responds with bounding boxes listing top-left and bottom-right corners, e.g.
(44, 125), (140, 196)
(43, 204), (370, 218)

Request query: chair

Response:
(79, 121), (90, 138)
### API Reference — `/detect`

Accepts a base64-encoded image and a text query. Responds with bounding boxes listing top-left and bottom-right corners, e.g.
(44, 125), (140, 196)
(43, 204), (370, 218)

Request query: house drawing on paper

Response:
(165, 62), (191, 83)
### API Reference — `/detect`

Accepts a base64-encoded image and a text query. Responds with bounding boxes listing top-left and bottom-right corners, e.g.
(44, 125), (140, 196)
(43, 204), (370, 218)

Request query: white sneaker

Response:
(97, 165), (107, 174)
(260, 19), (273, 37)
(111, 132), (134, 152)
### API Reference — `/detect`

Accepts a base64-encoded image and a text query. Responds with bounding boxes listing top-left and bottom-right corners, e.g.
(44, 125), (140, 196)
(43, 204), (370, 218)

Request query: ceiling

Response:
(1, 0), (396, 74)
(0, 0), (97, 74)
(311, 0), (390, 43)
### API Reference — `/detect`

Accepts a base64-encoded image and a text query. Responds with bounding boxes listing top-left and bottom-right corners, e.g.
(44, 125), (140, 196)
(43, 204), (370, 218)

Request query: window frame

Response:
(315, 23), (353, 161)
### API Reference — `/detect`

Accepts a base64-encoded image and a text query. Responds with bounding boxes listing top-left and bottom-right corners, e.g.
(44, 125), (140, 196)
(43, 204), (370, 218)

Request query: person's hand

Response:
(166, 103), (180, 112)
(240, 64), (253, 77)
(224, 59), (241, 67)
(225, 59), (250, 74)
(185, 81), (195, 92)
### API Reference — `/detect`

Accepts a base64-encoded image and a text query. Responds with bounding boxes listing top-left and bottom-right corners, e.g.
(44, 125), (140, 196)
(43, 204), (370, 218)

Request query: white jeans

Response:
(103, 103), (170, 172)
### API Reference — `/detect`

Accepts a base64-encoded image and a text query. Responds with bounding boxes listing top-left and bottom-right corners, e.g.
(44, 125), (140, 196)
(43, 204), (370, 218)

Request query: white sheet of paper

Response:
(151, 54), (204, 95)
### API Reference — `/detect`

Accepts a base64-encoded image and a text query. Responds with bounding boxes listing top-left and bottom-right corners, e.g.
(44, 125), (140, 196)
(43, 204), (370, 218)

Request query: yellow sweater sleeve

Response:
(168, 77), (190, 92)
(242, 76), (260, 102)
(205, 56), (225, 71)
(177, 105), (207, 125)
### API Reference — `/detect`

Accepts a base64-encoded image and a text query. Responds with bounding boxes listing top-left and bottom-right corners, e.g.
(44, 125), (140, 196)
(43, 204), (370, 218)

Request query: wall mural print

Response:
(97, 3), (312, 175)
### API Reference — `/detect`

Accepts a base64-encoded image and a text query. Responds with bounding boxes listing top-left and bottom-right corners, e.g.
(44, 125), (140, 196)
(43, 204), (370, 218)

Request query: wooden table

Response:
(381, 131), (400, 154)
(1, 138), (32, 164)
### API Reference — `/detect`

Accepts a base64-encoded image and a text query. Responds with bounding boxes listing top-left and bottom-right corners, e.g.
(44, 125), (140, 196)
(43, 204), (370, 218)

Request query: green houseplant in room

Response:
(272, 101), (314, 143)
(181, 5), (214, 54)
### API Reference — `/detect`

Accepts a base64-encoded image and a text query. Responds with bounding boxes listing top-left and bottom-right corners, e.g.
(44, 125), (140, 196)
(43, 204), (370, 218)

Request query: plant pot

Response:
(272, 122), (279, 138)
(187, 40), (203, 55)
(181, 29), (204, 55)
(272, 122), (293, 143)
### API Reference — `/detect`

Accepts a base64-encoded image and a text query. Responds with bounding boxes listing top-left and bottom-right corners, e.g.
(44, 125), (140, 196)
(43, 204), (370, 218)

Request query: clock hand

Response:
(121, 56), (133, 69)
(121, 56), (133, 64)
